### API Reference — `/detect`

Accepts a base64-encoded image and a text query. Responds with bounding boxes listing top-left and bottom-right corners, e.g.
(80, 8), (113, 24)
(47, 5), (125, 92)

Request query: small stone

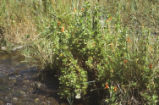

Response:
(13, 97), (18, 102)
(1, 46), (6, 50)
(34, 98), (39, 103)
(6, 103), (12, 105)
(20, 91), (26, 96)
(36, 82), (42, 88)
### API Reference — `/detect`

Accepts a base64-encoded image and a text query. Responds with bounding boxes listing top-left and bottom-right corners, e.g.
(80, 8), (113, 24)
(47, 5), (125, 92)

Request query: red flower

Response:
(123, 59), (128, 64)
(106, 17), (112, 22)
(81, 8), (84, 12)
(57, 21), (61, 26)
(74, 8), (76, 12)
(149, 64), (153, 69)
(105, 83), (109, 89)
(61, 26), (65, 32)
(114, 86), (117, 92)
(126, 37), (131, 43)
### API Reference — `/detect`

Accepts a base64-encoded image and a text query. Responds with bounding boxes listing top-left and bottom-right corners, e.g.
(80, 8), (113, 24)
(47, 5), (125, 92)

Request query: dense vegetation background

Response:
(0, 0), (159, 105)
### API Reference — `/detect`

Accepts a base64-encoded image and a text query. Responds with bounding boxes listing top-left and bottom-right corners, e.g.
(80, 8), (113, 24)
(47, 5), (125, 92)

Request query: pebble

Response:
(20, 91), (26, 96)
(1, 46), (6, 50)
(6, 103), (12, 105)
(13, 97), (18, 102)
(34, 98), (39, 103)
(36, 82), (43, 88)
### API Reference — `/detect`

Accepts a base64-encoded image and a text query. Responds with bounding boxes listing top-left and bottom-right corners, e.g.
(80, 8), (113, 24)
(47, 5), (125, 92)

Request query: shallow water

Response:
(0, 51), (68, 105)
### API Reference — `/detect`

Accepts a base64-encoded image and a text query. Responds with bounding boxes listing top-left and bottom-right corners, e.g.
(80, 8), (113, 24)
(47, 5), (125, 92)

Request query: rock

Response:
(20, 91), (26, 96)
(13, 97), (18, 102)
(34, 98), (39, 103)
(1, 46), (6, 50)
(6, 103), (12, 105)
(11, 46), (24, 51)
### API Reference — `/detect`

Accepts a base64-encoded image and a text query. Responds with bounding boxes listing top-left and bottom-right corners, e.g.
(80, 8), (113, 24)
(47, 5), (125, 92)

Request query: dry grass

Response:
(5, 19), (38, 44)
(0, 0), (39, 46)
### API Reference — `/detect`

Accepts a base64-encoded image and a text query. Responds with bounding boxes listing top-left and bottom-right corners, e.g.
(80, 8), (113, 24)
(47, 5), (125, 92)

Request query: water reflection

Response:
(0, 51), (67, 105)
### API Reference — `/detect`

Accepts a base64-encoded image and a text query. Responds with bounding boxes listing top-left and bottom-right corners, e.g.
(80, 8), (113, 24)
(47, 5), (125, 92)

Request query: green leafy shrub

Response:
(24, 1), (159, 104)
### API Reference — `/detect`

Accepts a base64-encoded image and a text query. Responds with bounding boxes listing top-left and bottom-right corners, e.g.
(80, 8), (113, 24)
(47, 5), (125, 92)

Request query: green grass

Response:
(0, 0), (159, 105)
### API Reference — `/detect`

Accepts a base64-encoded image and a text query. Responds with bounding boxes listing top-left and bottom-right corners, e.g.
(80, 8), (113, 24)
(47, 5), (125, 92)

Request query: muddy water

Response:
(0, 51), (67, 105)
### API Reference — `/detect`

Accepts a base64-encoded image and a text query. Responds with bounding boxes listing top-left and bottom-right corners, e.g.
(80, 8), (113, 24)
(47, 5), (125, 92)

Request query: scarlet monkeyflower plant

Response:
(31, 1), (159, 105)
